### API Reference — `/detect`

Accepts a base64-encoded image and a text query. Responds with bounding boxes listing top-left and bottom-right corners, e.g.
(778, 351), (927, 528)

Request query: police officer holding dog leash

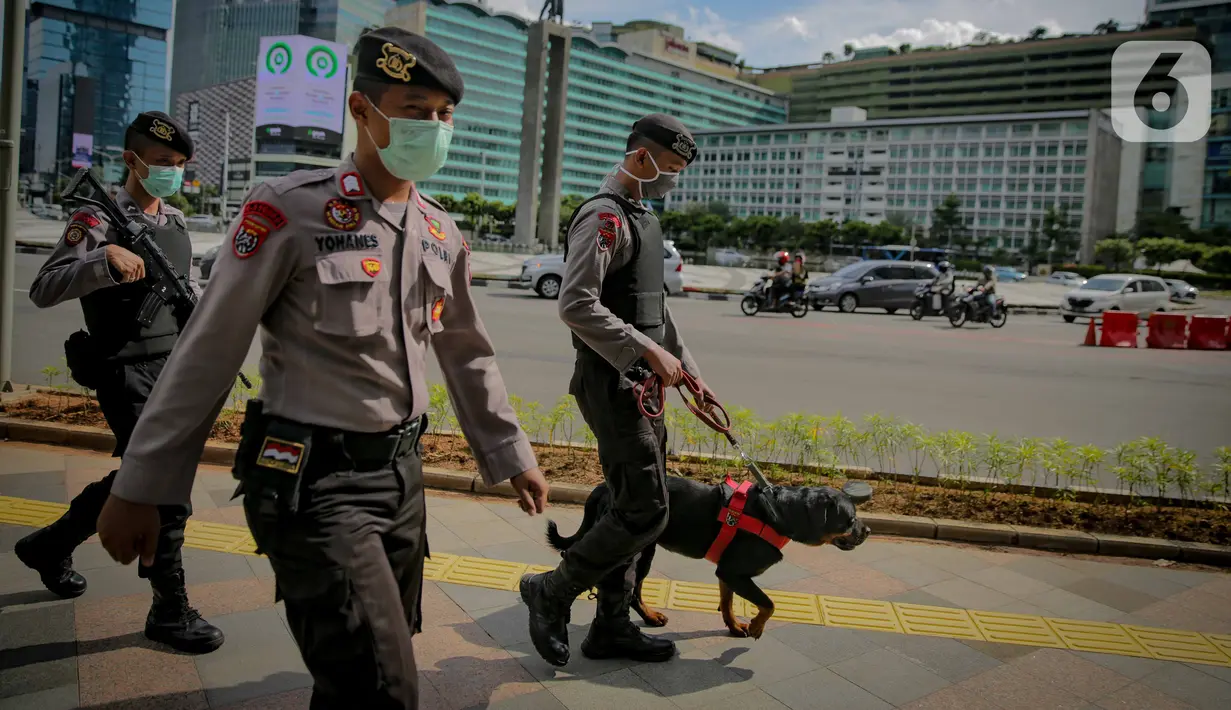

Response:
(94, 28), (549, 709)
(521, 114), (714, 667)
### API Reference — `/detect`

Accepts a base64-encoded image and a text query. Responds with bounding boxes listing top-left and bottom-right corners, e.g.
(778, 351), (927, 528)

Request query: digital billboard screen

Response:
(254, 35), (348, 148)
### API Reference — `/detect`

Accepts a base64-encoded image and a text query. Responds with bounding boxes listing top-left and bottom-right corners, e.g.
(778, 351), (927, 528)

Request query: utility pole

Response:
(479, 150), (487, 198)
(220, 110), (230, 220)
(0, 0), (29, 392)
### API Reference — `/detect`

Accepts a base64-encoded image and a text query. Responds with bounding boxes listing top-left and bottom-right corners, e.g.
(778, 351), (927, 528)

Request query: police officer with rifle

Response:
(17, 111), (224, 654)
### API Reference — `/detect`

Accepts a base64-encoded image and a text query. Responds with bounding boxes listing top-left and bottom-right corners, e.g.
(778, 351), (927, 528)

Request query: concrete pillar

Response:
(384, 1), (428, 34)
(514, 23), (549, 247)
(536, 34), (571, 249)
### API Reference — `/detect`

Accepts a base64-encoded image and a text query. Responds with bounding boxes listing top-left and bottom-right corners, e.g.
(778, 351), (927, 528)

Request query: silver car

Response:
(807, 260), (939, 314)
(516, 240), (685, 299)
(1164, 279), (1199, 303)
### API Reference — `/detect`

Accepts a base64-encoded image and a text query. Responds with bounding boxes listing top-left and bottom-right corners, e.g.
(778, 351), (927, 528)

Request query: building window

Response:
(1038, 123), (1062, 137)
(1067, 121), (1089, 136)
(986, 125), (1008, 138)
(1012, 124), (1034, 137)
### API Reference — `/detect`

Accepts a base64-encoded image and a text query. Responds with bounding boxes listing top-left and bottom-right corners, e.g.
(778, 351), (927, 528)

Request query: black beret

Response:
(632, 113), (698, 165)
(354, 27), (464, 104)
(130, 111), (193, 160)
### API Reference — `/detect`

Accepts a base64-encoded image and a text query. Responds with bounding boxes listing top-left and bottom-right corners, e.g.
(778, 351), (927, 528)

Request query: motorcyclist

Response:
(790, 252), (809, 302)
(976, 264), (998, 318)
(765, 250), (791, 306)
(929, 261), (955, 311)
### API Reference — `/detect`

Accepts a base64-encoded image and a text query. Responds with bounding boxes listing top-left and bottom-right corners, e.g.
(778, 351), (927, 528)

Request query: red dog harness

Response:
(704, 478), (789, 563)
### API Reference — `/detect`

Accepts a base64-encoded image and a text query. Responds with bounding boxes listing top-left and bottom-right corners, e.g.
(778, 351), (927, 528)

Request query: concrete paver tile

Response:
(766, 624), (882, 667)
(192, 608), (311, 709)
(505, 640), (644, 684)
(630, 648), (757, 708)
(178, 547), (260, 586)
(866, 556), (955, 589)
(472, 687), (568, 710)
(1121, 602), (1231, 634)
(1192, 577), (1231, 602)
(882, 589), (960, 608)
(475, 539), (563, 566)
(545, 667), (675, 710)
(429, 501), (505, 527)
(0, 599), (76, 699)
(1070, 651), (1174, 681)
(1021, 588), (1122, 622)
(75, 565), (154, 602)
(828, 647), (951, 706)
(1061, 578), (1163, 613)
(748, 561), (813, 589)
(762, 667), (893, 710)
(1002, 557), (1089, 588)
(649, 550), (720, 584)
(245, 555), (275, 579)
(692, 634), (819, 687)
(833, 541), (912, 565)
(1094, 683), (1199, 710)
(872, 633), (1002, 683)
(470, 602), (534, 648)
(451, 518), (535, 549)
(814, 567), (913, 599)
(420, 581), (474, 629)
(0, 685), (78, 710)
(1188, 662), (1231, 685)
(1138, 663), (1231, 710)
(213, 687), (312, 710)
(955, 663), (1090, 710)
(189, 506), (247, 527)
(1095, 566), (1191, 600)
(900, 685), (1003, 710)
(1163, 587), (1231, 621)
(905, 546), (994, 576)
(0, 446), (65, 475)
(1009, 649), (1134, 701)
(920, 578), (1016, 610)
(957, 639), (1037, 663)
(958, 567), (1055, 599)
(699, 688), (790, 709)
(77, 644), (206, 709)
(421, 648), (543, 709)
(436, 582), (521, 614)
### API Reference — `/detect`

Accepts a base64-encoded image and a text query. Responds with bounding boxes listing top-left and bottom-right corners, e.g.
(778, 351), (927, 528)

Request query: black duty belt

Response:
(311, 416), (426, 473)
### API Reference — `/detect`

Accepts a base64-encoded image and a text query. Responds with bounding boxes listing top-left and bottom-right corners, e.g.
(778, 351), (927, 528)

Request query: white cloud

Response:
(846, 18), (1016, 50)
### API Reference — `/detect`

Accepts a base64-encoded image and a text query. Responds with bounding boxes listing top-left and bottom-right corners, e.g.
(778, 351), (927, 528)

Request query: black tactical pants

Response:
(555, 352), (670, 600)
(44, 355), (188, 578)
(242, 419), (428, 710)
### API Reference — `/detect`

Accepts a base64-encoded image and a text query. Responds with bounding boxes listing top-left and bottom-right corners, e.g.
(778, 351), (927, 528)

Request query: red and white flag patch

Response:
(257, 437), (305, 474)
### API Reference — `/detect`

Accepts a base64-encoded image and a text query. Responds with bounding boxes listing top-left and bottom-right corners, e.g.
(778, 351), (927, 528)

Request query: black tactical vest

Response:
(563, 193), (666, 352)
(80, 213), (192, 361)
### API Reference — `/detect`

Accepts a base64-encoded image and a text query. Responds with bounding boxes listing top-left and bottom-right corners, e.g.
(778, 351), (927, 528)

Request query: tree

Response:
(822, 51), (836, 63)
(690, 213), (727, 252)
(884, 211), (913, 229)
(458, 192), (486, 237)
(780, 214), (806, 247)
(706, 200), (732, 221)
(973, 31), (990, 44)
(803, 219), (839, 254)
(1027, 26), (1049, 41)
(839, 220), (871, 246)
(659, 210), (693, 241)
(869, 221), (904, 246)
(166, 192), (195, 216)
(1094, 19), (1120, 34)
(1137, 237), (1189, 272)
(434, 194), (458, 212)
(1095, 237), (1137, 270)
(843, 43), (855, 57)
(1039, 206), (1080, 263)
(1201, 245), (1231, 274)
(1135, 209), (1194, 241)
(558, 193), (588, 237)
(930, 193), (965, 248)
(898, 43), (912, 54)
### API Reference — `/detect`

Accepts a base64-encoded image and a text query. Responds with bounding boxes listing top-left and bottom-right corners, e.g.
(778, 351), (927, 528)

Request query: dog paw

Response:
(726, 622), (750, 638)
(645, 611), (669, 627)
(747, 621), (766, 640)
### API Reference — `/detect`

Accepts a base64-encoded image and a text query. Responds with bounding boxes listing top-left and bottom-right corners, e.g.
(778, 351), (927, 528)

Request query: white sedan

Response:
(516, 241), (685, 299)
(1048, 271), (1087, 287)
(1059, 274), (1171, 322)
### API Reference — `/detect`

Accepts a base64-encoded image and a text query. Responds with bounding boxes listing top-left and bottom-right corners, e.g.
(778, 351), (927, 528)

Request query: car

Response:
(805, 260), (939, 314)
(712, 248), (748, 267)
(1059, 274), (1171, 322)
(199, 244), (221, 281)
(1047, 271), (1087, 288)
(184, 215), (219, 231)
(1164, 279), (1199, 303)
(993, 266), (1027, 282)
(515, 240), (685, 299)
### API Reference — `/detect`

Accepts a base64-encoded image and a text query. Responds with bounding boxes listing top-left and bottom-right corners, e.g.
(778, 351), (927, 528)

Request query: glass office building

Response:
(20, 1), (174, 184)
(402, 0), (787, 202)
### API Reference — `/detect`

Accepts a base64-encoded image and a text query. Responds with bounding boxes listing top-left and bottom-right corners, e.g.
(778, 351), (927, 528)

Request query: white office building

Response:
(667, 108), (1123, 263)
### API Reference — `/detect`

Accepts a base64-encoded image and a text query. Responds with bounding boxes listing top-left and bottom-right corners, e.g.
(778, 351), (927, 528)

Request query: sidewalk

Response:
(2, 441), (1230, 710)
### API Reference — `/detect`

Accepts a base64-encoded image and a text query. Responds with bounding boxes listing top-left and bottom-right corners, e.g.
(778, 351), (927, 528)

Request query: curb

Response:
(3, 418), (1228, 566)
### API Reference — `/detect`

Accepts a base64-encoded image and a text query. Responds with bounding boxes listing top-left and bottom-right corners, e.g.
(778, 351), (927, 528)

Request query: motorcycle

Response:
(949, 287), (1007, 328)
(910, 283), (955, 321)
(741, 277), (809, 318)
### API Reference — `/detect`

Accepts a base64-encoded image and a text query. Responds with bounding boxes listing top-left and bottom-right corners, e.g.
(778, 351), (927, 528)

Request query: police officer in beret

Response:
(94, 28), (549, 709)
(521, 114), (714, 667)
(18, 111), (225, 654)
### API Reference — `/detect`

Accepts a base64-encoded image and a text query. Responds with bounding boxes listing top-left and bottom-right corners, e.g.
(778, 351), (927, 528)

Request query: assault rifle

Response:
(61, 168), (253, 389)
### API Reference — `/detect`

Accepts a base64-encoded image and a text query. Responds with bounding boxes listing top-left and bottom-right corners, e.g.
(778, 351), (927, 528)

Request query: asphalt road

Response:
(9, 253), (1230, 489)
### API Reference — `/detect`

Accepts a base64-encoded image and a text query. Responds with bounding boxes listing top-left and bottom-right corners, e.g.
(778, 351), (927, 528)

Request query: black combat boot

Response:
(520, 571), (582, 667)
(581, 587), (676, 663)
(14, 526), (88, 599)
(144, 569), (225, 654)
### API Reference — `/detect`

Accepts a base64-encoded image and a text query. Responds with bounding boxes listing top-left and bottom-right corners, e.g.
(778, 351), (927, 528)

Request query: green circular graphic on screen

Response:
(306, 45), (340, 78)
(266, 42), (293, 74)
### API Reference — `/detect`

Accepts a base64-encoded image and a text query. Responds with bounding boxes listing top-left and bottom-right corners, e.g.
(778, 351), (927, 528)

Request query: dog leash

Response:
(632, 369), (776, 493)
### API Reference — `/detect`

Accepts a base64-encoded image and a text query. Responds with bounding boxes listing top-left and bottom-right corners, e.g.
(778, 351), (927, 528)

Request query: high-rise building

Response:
(386, 0), (786, 202)
(170, 0), (394, 106)
(666, 109), (1122, 263)
(745, 25), (1203, 123)
(1146, 0), (1231, 70)
(20, 1), (175, 188)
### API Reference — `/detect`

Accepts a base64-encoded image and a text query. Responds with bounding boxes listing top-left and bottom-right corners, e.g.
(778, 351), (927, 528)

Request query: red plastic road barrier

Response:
(1188, 315), (1230, 350)
(1146, 313), (1189, 349)
(1099, 311), (1139, 348)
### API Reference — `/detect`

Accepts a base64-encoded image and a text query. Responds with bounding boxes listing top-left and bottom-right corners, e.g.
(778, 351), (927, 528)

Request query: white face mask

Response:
(619, 150), (679, 200)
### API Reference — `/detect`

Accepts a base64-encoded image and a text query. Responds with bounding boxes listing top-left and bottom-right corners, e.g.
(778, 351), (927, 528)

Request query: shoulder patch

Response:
(339, 171), (365, 198)
(63, 223), (89, 247)
(242, 200), (288, 231)
(267, 167), (334, 196)
(71, 210), (101, 228)
(232, 221), (270, 259)
(598, 212), (621, 233)
(597, 229), (616, 252)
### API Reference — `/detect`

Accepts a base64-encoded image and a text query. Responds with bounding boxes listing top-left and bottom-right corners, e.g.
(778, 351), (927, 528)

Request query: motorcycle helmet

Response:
(794, 251), (806, 263)
(982, 264), (994, 276)
(776, 250), (790, 265)
(937, 261), (951, 273)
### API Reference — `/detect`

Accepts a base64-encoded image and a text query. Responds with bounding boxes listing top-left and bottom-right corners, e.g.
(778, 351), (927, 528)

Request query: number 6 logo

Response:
(1111, 41), (1211, 144)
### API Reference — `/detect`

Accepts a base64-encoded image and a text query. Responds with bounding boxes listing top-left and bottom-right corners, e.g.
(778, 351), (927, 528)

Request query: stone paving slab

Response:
(1, 442), (1230, 709)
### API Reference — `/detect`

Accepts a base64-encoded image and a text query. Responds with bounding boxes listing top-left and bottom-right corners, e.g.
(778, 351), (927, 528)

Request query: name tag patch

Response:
(421, 238), (452, 264)
(315, 233), (380, 253)
(258, 436), (305, 475)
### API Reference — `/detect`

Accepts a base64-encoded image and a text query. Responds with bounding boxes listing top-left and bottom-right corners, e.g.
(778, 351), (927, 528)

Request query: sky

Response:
(483, 0), (1147, 68)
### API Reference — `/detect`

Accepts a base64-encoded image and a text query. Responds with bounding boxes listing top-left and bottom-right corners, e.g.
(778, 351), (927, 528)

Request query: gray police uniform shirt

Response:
(29, 188), (201, 307)
(558, 175), (700, 377)
(111, 156), (537, 506)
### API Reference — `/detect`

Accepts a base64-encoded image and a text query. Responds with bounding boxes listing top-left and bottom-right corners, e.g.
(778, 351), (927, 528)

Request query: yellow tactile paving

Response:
(1124, 625), (1231, 667)
(968, 611), (1067, 649)
(2, 495), (1229, 666)
(895, 603), (983, 641)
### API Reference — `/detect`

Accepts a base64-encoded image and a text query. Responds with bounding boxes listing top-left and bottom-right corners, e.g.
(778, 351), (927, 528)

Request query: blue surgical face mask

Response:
(365, 98), (454, 183)
(135, 155), (184, 198)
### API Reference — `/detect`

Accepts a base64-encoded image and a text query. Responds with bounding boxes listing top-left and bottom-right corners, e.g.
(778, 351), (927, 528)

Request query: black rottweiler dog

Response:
(547, 475), (871, 639)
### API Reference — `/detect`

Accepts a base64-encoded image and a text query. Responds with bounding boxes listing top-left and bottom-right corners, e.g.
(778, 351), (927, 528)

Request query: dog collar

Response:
(704, 477), (789, 564)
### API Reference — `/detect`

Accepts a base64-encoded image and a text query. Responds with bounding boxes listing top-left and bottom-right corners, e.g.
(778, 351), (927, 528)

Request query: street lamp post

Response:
(0, 0), (29, 391)
(479, 150), (488, 199)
